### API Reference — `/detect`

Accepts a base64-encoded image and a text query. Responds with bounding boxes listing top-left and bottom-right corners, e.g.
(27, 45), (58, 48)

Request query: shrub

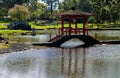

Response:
(8, 5), (30, 21)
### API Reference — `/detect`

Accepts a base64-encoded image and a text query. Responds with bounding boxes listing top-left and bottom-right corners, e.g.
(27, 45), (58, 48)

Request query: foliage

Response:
(59, 0), (90, 12)
(8, 5), (30, 21)
(0, 7), (7, 18)
(30, 3), (47, 19)
(59, 0), (120, 24)
(0, 0), (30, 18)
(88, 16), (96, 23)
(88, 0), (120, 23)
(0, 0), (120, 25)
(0, 0), (30, 8)
(41, 0), (60, 14)
(23, 0), (47, 20)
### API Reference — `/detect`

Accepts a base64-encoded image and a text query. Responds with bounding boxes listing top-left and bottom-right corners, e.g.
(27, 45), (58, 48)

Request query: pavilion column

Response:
(61, 16), (64, 35)
(69, 16), (72, 35)
(75, 17), (78, 35)
(83, 16), (87, 35)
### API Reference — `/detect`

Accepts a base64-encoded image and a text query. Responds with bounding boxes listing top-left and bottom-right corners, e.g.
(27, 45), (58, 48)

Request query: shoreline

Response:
(0, 43), (31, 54)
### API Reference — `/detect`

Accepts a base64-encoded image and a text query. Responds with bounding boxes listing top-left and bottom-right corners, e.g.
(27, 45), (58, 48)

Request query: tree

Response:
(59, 0), (90, 12)
(88, 0), (120, 23)
(42, 0), (60, 14)
(59, 0), (78, 11)
(0, 7), (7, 18)
(32, 2), (47, 19)
(8, 5), (30, 21)
(0, 0), (30, 8)
(24, 1), (47, 20)
(0, 0), (32, 18)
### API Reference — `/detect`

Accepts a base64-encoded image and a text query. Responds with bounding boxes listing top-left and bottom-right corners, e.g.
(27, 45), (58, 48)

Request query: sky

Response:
(38, 0), (64, 3)
(38, 0), (63, 10)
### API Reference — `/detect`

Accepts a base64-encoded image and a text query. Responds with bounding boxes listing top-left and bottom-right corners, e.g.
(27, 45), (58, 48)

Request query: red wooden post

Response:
(69, 16), (72, 35)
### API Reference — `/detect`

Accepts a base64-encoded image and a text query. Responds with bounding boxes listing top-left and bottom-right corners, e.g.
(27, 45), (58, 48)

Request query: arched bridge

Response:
(32, 35), (100, 47)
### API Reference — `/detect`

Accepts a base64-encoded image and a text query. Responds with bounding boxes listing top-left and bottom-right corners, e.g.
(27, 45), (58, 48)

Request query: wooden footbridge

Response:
(32, 35), (100, 47)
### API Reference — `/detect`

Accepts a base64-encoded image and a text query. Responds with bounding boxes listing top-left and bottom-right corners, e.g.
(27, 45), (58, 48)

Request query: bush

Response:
(7, 21), (31, 30)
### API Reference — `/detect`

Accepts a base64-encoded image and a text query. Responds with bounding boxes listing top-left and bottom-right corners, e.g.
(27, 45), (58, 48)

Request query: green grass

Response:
(0, 21), (119, 29)
(0, 26), (8, 29)
(0, 43), (10, 49)
(0, 21), (120, 35)
(29, 22), (112, 29)
(0, 22), (9, 29)
(29, 22), (86, 29)
(0, 30), (31, 35)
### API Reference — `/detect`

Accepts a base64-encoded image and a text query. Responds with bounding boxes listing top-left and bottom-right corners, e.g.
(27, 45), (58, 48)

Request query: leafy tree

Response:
(41, 0), (60, 14)
(88, 0), (120, 23)
(0, 7), (7, 18)
(110, 0), (120, 24)
(59, 0), (78, 11)
(8, 5), (30, 21)
(0, 0), (32, 18)
(32, 2), (47, 19)
(0, 0), (30, 8)
(59, 0), (90, 12)
(24, 1), (47, 20)
(27, 0), (38, 11)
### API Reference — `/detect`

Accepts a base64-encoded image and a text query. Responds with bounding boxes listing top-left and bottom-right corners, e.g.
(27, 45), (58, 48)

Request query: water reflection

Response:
(19, 34), (50, 42)
(60, 48), (86, 78)
(60, 38), (85, 48)
(1, 45), (120, 78)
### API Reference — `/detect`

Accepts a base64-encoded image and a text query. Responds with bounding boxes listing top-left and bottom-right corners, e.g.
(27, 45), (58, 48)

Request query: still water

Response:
(0, 30), (120, 78)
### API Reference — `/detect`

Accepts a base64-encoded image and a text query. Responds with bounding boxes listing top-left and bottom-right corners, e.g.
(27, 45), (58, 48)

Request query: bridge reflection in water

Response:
(1, 45), (120, 78)
(59, 48), (86, 77)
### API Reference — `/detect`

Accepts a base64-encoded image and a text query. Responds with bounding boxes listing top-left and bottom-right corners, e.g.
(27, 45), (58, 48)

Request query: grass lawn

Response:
(0, 43), (10, 49)
(0, 30), (31, 35)
(29, 22), (98, 29)
(0, 21), (120, 35)
(0, 21), (118, 29)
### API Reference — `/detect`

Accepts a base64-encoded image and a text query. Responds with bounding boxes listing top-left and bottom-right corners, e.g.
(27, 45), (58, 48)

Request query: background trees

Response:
(25, 0), (47, 20)
(0, 0), (29, 8)
(8, 5), (30, 21)
(88, 0), (120, 24)
(30, 2), (47, 20)
(0, 0), (30, 19)
(41, 0), (60, 14)
(0, 0), (119, 24)
(58, 0), (120, 24)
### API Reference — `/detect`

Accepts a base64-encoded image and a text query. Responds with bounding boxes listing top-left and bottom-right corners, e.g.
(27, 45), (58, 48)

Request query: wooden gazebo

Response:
(56, 9), (94, 35)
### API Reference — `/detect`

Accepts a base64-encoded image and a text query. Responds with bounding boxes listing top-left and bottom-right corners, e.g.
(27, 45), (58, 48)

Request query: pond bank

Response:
(0, 43), (31, 54)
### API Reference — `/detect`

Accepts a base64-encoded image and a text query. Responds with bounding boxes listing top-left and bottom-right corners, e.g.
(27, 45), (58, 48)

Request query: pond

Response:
(0, 30), (120, 78)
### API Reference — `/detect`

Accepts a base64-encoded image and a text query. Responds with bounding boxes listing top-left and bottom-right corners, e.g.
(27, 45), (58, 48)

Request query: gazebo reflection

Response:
(60, 48), (86, 77)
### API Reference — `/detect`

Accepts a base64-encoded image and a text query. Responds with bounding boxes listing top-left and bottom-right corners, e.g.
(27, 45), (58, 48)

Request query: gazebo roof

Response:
(56, 10), (94, 16)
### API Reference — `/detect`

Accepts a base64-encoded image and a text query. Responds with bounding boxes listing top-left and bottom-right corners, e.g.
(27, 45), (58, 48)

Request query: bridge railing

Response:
(58, 28), (89, 35)
(49, 28), (97, 42)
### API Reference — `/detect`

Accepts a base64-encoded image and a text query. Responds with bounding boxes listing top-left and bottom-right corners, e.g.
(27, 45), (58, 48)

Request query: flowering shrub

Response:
(8, 4), (30, 21)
